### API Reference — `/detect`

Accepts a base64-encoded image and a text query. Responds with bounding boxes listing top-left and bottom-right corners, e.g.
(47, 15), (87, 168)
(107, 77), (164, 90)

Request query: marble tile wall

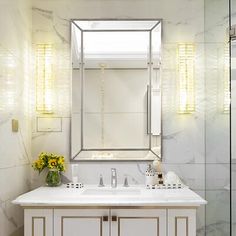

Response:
(31, 0), (206, 177)
(0, 0), (32, 235)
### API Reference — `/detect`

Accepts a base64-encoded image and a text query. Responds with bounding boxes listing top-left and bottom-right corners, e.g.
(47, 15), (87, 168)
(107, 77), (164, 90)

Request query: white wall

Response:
(0, 0), (32, 235)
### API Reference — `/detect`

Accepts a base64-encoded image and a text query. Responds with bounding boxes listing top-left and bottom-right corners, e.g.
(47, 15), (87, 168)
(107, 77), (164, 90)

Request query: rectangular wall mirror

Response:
(71, 19), (162, 161)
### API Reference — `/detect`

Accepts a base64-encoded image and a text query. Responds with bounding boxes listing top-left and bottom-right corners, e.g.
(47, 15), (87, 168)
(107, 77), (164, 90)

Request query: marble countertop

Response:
(13, 185), (207, 207)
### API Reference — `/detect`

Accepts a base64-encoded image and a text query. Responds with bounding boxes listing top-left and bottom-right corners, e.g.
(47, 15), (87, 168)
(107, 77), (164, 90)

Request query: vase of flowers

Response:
(32, 152), (65, 187)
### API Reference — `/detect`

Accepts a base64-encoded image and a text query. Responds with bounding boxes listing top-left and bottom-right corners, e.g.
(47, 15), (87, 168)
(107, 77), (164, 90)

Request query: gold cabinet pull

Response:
(112, 216), (117, 222)
(103, 216), (108, 222)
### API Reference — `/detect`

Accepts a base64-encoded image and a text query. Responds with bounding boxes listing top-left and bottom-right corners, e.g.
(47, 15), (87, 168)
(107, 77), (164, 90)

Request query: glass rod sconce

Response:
(177, 43), (195, 113)
(35, 44), (54, 114)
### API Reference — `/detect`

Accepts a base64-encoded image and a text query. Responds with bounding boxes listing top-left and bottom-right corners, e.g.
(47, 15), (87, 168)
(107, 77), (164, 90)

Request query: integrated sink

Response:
(82, 188), (141, 196)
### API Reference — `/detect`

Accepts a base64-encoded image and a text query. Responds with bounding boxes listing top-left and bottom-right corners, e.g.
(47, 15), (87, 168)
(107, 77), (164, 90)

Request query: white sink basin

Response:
(82, 188), (141, 196)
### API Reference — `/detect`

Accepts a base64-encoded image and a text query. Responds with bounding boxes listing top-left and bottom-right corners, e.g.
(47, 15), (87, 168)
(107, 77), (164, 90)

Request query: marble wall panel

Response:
(0, 0), (32, 235)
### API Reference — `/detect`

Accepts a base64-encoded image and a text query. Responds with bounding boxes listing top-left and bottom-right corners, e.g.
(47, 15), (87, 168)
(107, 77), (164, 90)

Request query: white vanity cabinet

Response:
(24, 208), (196, 236)
(16, 187), (206, 236)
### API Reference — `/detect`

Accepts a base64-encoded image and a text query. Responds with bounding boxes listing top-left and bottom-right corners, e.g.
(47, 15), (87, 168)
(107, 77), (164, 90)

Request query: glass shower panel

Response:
(205, 0), (231, 235)
(232, 40), (236, 235)
(231, 0), (236, 235)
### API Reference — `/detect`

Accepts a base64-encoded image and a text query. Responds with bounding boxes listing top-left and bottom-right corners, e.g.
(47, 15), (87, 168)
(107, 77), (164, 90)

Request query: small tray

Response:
(66, 183), (84, 189)
(146, 183), (188, 189)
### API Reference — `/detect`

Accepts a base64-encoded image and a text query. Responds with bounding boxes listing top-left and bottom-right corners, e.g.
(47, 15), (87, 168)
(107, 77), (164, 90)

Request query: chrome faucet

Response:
(111, 168), (117, 188)
(98, 174), (105, 187)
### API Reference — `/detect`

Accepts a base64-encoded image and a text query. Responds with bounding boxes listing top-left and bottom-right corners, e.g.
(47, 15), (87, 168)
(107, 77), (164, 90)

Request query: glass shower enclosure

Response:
(231, 0), (236, 235)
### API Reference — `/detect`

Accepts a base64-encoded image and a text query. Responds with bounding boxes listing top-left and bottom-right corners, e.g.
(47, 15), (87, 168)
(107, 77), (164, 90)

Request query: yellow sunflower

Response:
(48, 159), (58, 169)
(58, 156), (64, 165)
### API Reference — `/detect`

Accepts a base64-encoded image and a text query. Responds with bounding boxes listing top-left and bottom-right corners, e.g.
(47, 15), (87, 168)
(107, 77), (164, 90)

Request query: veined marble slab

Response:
(13, 185), (207, 207)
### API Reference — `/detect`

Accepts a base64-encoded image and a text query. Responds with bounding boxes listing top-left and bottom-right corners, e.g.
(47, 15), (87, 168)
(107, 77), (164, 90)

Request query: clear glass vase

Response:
(46, 168), (61, 187)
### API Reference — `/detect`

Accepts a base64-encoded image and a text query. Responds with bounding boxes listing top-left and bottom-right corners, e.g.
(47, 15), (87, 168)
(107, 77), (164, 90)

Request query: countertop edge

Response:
(13, 201), (207, 208)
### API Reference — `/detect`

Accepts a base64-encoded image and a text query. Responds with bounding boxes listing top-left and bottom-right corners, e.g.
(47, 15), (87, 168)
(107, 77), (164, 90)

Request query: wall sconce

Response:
(223, 43), (230, 113)
(177, 43), (195, 114)
(0, 49), (17, 113)
(35, 44), (54, 114)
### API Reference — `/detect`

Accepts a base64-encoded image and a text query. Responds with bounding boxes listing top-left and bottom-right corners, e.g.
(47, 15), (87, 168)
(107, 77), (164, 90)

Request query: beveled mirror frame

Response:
(70, 19), (162, 161)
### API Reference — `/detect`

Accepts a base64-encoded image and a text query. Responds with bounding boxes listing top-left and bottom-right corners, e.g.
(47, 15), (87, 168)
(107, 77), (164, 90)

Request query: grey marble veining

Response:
(32, 6), (70, 44)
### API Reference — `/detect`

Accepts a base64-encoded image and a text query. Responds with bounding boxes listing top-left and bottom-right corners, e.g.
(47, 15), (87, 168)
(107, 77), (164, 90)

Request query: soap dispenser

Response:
(145, 164), (155, 187)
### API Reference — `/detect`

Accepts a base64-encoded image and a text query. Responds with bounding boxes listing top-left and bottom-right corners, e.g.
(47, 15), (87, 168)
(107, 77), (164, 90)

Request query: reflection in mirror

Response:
(71, 20), (162, 161)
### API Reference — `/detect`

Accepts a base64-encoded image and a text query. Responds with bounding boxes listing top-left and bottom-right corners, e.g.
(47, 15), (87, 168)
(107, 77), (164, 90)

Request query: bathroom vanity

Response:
(14, 185), (206, 236)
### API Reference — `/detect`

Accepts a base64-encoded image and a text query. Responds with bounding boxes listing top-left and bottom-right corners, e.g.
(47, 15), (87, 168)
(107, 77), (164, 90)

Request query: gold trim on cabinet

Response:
(61, 216), (103, 236)
(118, 217), (160, 236)
(32, 217), (46, 236)
(175, 217), (188, 236)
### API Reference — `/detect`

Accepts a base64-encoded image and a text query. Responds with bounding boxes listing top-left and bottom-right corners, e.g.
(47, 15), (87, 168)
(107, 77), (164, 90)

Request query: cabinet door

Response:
(54, 209), (109, 236)
(24, 209), (53, 236)
(111, 209), (166, 236)
(168, 209), (196, 236)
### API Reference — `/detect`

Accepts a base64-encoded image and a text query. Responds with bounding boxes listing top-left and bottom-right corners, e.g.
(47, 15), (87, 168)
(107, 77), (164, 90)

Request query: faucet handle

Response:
(123, 176), (129, 187)
(98, 174), (105, 187)
(111, 168), (117, 188)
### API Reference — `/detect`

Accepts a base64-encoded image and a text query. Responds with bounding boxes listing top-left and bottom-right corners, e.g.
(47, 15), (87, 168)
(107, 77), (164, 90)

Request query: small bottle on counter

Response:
(153, 159), (164, 186)
(156, 172), (164, 185)
(145, 164), (155, 187)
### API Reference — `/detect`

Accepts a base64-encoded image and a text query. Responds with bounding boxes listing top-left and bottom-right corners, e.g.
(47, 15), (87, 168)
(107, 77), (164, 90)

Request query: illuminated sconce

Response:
(0, 49), (17, 113)
(223, 43), (230, 113)
(177, 43), (195, 113)
(35, 44), (54, 114)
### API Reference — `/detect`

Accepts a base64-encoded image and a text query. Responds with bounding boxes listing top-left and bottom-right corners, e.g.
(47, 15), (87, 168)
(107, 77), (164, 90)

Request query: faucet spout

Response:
(111, 168), (117, 188)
